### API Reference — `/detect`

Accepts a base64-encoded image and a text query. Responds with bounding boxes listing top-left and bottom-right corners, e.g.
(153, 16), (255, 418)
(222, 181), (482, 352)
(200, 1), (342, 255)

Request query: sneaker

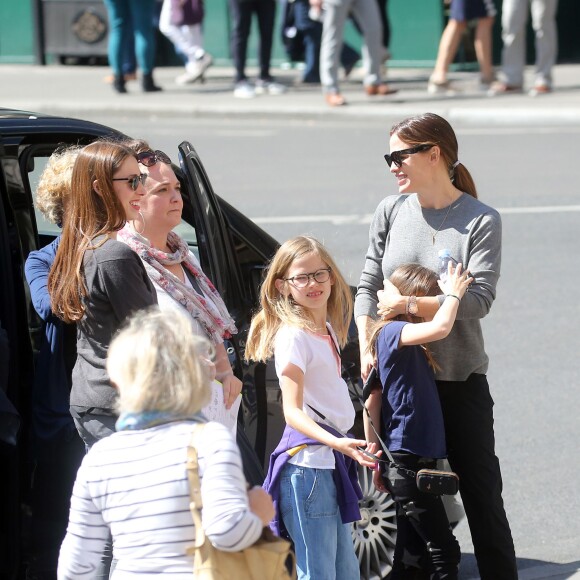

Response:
(478, 75), (496, 91)
(254, 79), (287, 95)
(528, 84), (552, 97)
(176, 53), (213, 85)
(233, 80), (255, 99)
(487, 81), (523, 96)
(427, 79), (456, 95)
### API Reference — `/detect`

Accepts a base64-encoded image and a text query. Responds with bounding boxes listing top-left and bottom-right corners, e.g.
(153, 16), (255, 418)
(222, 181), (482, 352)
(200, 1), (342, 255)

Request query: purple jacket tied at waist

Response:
(263, 424), (363, 538)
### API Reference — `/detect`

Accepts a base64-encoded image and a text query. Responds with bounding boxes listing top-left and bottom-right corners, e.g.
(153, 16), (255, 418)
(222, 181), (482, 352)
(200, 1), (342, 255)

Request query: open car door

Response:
(177, 140), (266, 486)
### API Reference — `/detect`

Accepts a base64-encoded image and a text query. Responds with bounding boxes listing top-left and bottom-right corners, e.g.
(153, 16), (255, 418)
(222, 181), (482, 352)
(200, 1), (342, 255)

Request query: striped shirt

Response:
(58, 420), (262, 579)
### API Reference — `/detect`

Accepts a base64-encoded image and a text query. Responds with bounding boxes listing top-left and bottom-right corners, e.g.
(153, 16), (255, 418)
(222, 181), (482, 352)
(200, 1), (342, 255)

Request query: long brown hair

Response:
(390, 113), (477, 199)
(245, 236), (353, 362)
(366, 264), (441, 371)
(48, 140), (137, 322)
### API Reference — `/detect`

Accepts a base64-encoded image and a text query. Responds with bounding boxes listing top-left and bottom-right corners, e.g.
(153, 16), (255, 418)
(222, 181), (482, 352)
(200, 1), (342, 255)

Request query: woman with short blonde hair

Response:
(58, 308), (275, 578)
(107, 307), (212, 416)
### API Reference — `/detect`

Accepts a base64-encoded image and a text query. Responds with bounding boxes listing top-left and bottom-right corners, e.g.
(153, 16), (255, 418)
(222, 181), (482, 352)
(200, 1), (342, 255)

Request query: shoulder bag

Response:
(186, 425), (296, 579)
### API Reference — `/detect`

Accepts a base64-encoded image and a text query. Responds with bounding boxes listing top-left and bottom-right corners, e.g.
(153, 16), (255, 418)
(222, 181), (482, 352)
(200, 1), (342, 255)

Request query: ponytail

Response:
(454, 164), (477, 199)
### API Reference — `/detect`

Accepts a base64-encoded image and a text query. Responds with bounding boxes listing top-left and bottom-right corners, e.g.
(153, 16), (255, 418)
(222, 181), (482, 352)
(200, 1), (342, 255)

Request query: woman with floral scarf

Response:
(118, 142), (242, 409)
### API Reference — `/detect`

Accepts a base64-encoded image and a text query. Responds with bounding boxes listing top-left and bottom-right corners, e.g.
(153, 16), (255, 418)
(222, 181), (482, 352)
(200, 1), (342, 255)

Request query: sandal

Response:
(325, 93), (347, 107)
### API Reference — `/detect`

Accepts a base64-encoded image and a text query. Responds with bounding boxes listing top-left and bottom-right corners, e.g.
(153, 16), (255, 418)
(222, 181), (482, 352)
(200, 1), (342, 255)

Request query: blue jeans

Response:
(103, 0), (157, 75)
(279, 464), (359, 580)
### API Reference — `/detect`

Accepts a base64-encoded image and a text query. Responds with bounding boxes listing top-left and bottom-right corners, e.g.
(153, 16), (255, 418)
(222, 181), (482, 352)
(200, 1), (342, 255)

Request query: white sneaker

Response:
(427, 79), (457, 95)
(254, 79), (287, 95)
(233, 81), (255, 99)
(175, 53), (213, 85)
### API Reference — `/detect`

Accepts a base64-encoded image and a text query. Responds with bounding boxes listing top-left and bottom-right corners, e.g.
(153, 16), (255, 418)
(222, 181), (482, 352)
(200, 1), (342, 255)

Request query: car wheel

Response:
(352, 465), (397, 579)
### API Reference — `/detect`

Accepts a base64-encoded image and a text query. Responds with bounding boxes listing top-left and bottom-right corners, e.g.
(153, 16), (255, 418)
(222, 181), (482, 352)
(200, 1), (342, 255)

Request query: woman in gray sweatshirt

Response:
(355, 113), (517, 580)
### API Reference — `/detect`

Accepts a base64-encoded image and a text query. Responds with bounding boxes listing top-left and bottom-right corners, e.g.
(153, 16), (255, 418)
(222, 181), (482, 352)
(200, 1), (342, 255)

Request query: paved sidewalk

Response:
(1, 62), (580, 124)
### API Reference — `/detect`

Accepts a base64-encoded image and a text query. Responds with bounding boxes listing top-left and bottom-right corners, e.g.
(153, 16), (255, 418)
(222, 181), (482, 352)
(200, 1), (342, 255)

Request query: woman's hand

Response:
(219, 373), (243, 410)
(248, 486), (275, 527)
(438, 262), (472, 300)
(377, 278), (405, 319)
(334, 437), (378, 469)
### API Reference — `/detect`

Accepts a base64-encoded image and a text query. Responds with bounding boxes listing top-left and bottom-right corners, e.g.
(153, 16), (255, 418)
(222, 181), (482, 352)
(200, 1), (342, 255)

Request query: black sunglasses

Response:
(112, 173), (147, 191)
(137, 149), (172, 167)
(384, 144), (433, 168)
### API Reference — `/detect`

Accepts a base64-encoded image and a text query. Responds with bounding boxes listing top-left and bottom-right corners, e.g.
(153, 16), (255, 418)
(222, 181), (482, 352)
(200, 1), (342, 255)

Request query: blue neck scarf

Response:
(115, 411), (205, 432)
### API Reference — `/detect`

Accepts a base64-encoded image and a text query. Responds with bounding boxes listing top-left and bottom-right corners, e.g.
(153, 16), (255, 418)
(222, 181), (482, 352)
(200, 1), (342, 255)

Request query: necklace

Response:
(430, 197), (462, 245)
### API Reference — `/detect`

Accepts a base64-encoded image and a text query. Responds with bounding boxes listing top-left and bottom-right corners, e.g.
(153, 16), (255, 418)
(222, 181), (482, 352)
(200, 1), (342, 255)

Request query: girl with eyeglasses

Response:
(355, 113), (517, 579)
(48, 140), (157, 577)
(246, 235), (377, 580)
(118, 139), (243, 421)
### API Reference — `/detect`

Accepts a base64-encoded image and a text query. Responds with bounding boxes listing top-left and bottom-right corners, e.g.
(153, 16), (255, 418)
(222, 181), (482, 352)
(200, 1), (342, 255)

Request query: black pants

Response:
(437, 374), (518, 580)
(383, 454), (460, 579)
(228, 0), (276, 82)
(27, 430), (85, 577)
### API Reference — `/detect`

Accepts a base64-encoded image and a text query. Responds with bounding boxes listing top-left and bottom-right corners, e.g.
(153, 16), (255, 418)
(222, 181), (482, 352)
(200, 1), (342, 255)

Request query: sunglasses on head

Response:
(137, 149), (172, 167)
(112, 173), (147, 191)
(384, 144), (433, 168)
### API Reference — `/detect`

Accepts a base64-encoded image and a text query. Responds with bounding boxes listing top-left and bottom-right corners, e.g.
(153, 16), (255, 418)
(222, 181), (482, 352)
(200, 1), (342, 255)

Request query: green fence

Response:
(1, 0), (578, 67)
(0, 1), (35, 63)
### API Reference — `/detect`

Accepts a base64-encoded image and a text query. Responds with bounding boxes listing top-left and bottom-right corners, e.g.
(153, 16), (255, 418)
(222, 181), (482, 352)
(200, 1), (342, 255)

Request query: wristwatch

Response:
(407, 295), (418, 316)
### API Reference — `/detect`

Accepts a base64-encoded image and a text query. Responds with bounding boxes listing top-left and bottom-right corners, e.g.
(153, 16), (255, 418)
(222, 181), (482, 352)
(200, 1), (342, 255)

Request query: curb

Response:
(6, 100), (580, 126)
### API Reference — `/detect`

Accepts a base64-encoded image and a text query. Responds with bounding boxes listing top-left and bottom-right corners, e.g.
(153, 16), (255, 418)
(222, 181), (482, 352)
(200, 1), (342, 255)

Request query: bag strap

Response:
(187, 423), (208, 549)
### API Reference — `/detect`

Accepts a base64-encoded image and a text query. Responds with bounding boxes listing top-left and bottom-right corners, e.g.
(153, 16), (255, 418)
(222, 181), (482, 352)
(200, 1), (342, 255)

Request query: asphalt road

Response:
(91, 113), (580, 578)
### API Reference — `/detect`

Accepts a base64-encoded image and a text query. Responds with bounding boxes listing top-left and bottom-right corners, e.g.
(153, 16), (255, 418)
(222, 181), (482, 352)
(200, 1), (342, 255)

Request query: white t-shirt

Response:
(274, 324), (355, 469)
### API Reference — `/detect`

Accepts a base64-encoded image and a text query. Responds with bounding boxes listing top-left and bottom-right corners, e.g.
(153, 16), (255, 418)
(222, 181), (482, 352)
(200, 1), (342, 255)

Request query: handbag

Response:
(416, 468), (459, 496)
(186, 425), (296, 579)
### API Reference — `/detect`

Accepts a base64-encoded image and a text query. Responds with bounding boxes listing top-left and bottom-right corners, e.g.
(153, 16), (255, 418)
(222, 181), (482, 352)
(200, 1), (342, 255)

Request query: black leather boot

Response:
(142, 73), (162, 93)
(112, 75), (127, 94)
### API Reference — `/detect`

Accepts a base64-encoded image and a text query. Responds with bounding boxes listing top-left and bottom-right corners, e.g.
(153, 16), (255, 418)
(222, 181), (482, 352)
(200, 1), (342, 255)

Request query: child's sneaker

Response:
(176, 53), (213, 85)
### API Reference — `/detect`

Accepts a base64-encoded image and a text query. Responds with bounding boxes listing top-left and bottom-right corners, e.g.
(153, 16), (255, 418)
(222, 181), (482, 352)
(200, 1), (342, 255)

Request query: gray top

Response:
(71, 237), (157, 411)
(354, 193), (502, 381)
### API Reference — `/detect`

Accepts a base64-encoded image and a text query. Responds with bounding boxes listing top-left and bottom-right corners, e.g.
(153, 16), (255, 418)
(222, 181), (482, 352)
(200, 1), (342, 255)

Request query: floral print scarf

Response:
(118, 225), (237, 344)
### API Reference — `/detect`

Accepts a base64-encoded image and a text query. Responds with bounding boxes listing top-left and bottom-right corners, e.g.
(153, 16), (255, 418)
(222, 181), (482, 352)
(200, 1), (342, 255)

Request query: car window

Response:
(28, 154), (60, 238)
(27, 153), (200, 260)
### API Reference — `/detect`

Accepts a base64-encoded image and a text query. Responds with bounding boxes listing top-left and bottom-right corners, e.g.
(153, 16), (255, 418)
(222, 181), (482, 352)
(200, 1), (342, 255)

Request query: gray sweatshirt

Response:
(71, 237), (157, 411)
(354, 193), (502, 381)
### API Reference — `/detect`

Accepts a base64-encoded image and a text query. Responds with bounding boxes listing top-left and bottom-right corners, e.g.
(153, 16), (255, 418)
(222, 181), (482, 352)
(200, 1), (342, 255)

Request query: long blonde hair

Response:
(245, 236), (352, 362)
(366, 264), (441, 371)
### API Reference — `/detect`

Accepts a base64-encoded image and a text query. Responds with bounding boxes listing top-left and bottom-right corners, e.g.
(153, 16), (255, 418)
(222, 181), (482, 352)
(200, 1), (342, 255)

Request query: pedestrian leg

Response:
(531, 0), (558, 88)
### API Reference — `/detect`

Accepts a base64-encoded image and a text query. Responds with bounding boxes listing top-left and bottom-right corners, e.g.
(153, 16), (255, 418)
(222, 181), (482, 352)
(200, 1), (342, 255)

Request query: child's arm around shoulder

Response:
(399, 263), (472, 347)
(280, 363), (376, 469)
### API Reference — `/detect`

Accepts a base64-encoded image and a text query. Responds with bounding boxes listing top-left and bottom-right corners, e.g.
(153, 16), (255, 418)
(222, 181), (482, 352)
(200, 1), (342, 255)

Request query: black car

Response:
(0, 109), (462, 580)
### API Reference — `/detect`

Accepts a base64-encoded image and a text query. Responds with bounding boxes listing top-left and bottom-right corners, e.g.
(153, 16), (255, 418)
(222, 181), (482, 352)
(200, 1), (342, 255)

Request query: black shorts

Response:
(450, 0), (496, 21)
